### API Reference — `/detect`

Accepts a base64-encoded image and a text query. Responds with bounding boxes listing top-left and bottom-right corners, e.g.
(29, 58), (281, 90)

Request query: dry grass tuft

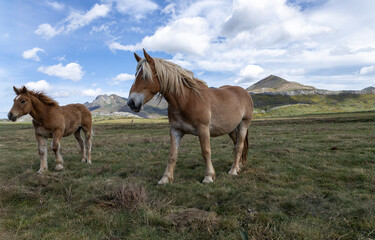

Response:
(99, 183), (147, 211)
(166, 208), (218, 232)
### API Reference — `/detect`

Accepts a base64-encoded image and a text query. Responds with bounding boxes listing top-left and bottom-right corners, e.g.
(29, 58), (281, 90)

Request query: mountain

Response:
(247, 75), (316, 93)
(84, 94), (168, 118)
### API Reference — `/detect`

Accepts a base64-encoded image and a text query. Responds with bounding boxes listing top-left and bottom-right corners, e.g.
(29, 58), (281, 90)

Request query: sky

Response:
(1, 0), (375, 118)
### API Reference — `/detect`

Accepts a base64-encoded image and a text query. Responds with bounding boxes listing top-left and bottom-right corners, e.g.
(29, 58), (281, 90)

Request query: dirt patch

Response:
(166, 208), (218, 232)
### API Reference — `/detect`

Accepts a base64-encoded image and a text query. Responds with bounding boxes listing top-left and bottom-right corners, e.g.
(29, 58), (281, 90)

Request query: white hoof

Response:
(81, 158), (86, 163)
(87, 159), (92, 164)
(37, 168), (47, 174)
(55, 164), (64, 171)
(157, 176), (170, 185)
(228, 168), (238, 175)
(202, 176), (214, 184)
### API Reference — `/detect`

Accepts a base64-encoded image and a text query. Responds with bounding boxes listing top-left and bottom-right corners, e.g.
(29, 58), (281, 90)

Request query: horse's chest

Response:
(170, 117), (198, 135)
(34, 126), (53, 138)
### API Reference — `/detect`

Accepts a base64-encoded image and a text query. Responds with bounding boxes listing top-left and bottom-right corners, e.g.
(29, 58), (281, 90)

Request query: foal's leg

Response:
(198, 126), (216, 184)
(74, 128), (86, 163)
(52, 130), (64, 171)
(158, 128), (183, 184)
(228, 122), (248, 175)
(35, 133), (48, 174)
(82, 127), (92, 164)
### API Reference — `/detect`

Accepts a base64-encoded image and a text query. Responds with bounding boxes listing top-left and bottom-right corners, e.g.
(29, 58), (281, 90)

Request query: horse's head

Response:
(8, 86), (33, 122)
(127, 49), (160, 112)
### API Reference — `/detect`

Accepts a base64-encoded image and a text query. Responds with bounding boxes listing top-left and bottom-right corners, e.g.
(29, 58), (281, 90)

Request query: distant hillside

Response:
(247, 75), (315, 93)
(84, 94), (167, 118)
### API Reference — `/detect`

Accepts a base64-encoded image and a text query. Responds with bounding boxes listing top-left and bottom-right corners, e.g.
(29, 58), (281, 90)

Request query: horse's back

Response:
(61, 104), (92, 129)
(210, 85), (253, 112)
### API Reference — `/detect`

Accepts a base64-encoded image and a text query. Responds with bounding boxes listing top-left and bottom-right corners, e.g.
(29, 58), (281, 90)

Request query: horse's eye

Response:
(21, 100), (26, 104)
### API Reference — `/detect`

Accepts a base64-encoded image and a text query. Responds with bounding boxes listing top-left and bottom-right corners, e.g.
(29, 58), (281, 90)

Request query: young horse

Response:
(8, 86), (92, 173)
(128, 49), (253, 184)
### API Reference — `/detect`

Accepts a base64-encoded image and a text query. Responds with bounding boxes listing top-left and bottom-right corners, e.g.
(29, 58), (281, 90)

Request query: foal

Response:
(8, 86), (92, 173)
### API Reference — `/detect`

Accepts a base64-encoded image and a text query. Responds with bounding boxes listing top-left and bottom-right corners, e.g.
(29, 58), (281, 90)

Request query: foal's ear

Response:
(21, 86), (28, 93)
(143, 49), (154, 65)
(13, 86), (20, 95)
(134, 52), (142, 63)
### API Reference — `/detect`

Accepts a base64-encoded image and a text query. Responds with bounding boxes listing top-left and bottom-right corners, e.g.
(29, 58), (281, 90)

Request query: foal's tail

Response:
(241, 130), (249, 166)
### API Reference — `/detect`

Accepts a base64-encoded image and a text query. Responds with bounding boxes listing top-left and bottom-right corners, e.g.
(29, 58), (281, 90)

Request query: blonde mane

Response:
(137, 58), (207, 97)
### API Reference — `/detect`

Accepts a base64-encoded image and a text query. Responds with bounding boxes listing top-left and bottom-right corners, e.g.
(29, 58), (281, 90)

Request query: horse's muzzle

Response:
(127, 99), (141, 112)
(8, 112), (17, 122)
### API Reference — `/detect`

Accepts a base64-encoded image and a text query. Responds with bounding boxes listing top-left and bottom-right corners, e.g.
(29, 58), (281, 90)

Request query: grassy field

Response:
(0, 112), (374, 239)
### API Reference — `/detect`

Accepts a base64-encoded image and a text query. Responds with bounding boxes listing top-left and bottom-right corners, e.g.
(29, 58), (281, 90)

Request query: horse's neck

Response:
(163, 87), (194, 111)
(29, 96), (49, 123)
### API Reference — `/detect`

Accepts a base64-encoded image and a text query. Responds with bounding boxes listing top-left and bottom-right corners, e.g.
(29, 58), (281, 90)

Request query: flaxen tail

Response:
(241, 130), (249, 166)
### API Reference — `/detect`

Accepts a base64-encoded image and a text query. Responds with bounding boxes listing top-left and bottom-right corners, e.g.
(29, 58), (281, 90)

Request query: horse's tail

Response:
(241, 130), (249, 166)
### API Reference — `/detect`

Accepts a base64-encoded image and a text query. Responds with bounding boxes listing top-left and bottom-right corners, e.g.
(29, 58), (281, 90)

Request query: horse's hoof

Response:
(202, 176), (214, 184)
(87, 159), (92, 164)
(81, 158), (86, 163)
(55, 164), (64, 171)
(228, 169), (238, 175)
(157, 176), (170, 185)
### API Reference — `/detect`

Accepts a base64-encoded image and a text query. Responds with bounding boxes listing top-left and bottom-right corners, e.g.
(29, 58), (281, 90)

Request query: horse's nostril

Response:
(128, 100), (135, 108)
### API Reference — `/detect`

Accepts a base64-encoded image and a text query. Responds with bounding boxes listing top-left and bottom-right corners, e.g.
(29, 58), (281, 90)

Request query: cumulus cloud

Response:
(111, 73), (134, 84)
(35, 3), (110, 39)
(81, 88), (103, 96)
(22, 47), (45, 61)
(38, 63), (84, 81)
(47, 1), (65, 11)
(110, 17), (211, 55)
(235, 65), (265, 83)
(359, 66), (375, 75)
(25, 80), (50, 92)
(109, 0), (158, 19)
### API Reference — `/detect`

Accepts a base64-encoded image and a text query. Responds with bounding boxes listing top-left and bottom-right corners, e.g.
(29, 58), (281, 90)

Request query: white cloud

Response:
(110, 0), (158, 19)
(38, 63), (84, 81)
(359, 65), (375, 75)
(110, 17), (211, 55)
(47, 1), (65, 11)
(35, 3), (110, 39)
(25, 80), (50, 92)
(35, 23), (62, 39)
(81, 88), (103, 97)
(22, 47), (45, 61)
(112, 73), (134, 84)
(235, 65), (265, 83)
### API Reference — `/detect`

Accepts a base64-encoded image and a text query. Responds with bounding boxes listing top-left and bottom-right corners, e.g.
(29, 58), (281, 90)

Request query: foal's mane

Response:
(26, 90), (59, 107)
(137, 58), (207, 97)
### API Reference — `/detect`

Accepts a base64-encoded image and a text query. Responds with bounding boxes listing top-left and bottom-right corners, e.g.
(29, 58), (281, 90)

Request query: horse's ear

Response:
(13, 86), (20, 95)
(21, 86), (28, 93)
(143, 49), (154, 65)
(134, 52), (142, 63)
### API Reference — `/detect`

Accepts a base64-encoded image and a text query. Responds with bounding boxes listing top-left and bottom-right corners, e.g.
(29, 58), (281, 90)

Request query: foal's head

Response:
(127, 49), (160, 112)
(8, 86), (34, 122)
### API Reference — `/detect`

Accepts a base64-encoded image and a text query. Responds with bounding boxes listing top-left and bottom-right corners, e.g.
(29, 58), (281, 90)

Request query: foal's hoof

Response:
(37, 168), (47, 174)
(55, 164), (64, 171)
(81, 158), (92, 164)
(228, 168), (238, 175)
(157, 176), (171, 185)
(202, 176), (214, 184)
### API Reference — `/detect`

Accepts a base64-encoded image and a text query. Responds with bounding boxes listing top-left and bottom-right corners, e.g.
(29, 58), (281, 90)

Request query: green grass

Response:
(0, 112), (374, 239)
(253, 93), (375, 118)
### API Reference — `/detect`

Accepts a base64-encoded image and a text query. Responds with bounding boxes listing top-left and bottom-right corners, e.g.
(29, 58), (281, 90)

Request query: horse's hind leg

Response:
(228, 122), (249, 175)
(74, 128), (86, 163)
(82, 126), (92, 164)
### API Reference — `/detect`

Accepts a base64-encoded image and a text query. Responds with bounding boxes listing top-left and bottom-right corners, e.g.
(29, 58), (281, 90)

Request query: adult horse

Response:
(128, 49), (253, 184)
(8, 86), (92, 173)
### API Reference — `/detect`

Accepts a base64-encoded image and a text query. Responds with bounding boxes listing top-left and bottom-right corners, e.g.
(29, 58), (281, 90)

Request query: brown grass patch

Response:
(166, 208), (218, 232)
(98, 183), (147, 211)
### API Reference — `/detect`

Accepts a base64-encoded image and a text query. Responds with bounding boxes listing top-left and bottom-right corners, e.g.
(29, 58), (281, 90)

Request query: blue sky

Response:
(1, 0), (375, 117)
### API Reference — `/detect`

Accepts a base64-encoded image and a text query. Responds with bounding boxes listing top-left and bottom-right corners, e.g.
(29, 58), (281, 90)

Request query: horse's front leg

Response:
(52, 130), (64, 171)
(158, 128), (183, 184)
(35, 133), (48, 174)
(198, 126), (216, 183)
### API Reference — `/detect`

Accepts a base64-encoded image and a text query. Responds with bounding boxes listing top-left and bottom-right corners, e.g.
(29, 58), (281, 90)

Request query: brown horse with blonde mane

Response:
(8, 86), (92, 173)
(128, 49), (253, 184)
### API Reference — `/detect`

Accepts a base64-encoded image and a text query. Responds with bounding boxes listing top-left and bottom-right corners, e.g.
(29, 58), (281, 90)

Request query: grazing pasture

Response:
(0, 112), (374, 239)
